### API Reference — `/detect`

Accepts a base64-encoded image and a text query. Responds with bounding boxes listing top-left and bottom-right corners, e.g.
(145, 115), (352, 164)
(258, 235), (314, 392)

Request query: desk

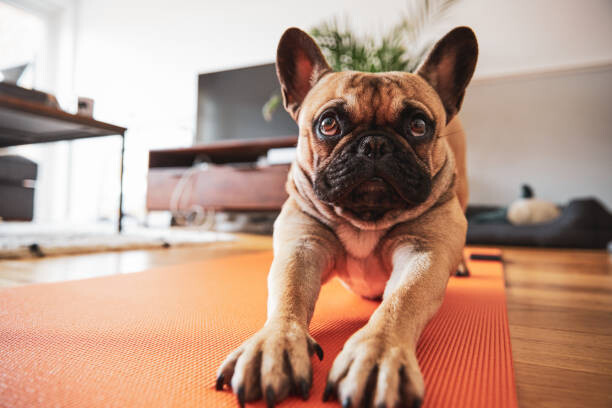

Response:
(0, 94), (127, 231)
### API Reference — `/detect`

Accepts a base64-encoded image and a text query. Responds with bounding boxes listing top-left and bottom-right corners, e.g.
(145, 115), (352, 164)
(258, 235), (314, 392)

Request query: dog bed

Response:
(467, 198), (612, 249)
(0, 248), (517, 407)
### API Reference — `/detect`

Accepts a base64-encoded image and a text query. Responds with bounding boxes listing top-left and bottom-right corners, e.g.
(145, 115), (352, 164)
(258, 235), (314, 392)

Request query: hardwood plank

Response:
(503, 247), (611, 268)
(507, 286), (612, 311)
(510, 325), (612, 375)
(507, 303), (612, 336)
(507, 270), (612, 291)
(509, 325), (612, 349)
(513, 362), (612, 408)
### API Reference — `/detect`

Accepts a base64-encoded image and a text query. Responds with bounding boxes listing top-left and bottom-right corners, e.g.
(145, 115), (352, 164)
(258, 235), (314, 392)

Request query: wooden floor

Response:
(0, 235), (610, 407)
(503, 247), (612, 408)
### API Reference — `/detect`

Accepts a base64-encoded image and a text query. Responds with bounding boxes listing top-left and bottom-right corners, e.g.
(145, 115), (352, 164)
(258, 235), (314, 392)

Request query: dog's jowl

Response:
(216, 26), (478, 408)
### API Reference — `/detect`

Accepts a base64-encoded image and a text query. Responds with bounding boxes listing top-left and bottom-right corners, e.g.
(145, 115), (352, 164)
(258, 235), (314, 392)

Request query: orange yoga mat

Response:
(0, 248), (517, 408)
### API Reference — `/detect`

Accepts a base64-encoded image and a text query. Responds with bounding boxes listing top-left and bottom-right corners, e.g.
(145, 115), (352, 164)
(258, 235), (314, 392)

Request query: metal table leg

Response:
(118, 133), (125, 233)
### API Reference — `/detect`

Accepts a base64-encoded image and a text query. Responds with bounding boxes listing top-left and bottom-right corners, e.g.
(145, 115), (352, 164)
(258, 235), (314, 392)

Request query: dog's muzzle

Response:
(313, 133), (432, 210)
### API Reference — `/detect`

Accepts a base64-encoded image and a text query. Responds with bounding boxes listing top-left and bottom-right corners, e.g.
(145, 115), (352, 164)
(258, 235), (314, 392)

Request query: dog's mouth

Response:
(340, 177), (405, 221)
(349, 178), (393, 205)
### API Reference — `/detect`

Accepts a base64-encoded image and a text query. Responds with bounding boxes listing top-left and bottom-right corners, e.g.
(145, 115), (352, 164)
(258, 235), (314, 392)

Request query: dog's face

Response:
(276, 27), (478, 223)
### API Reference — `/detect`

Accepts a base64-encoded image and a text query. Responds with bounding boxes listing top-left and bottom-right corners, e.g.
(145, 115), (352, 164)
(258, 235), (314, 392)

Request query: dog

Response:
(216, 26), (478, 407)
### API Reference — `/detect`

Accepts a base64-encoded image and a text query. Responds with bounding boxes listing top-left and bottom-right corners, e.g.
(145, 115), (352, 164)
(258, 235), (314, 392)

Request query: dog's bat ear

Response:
(276, 27), (332, 121)
(417, 26), (478, 123)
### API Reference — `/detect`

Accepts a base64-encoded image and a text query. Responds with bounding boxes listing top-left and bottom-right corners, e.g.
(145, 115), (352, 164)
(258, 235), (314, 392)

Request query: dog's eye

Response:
(319, 114), (341, 137)
(409, 117), (427, 138)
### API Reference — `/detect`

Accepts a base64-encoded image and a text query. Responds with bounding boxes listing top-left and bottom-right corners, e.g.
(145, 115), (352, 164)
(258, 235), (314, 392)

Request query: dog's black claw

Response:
(342, 396), (352, 408)
(265, 386), (276, 408)
(322, 381), (334, 402)
(455, 267), (470, 277)
(298, 378), (310, 400)
(412, 397), (423, 408)
(237, 386), (245, 408)
(313, 343), (324, 361)
(215, 373), (225, 391)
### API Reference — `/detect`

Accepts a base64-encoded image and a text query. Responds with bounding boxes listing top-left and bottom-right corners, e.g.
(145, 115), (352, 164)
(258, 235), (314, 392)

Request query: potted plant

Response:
(263, 0), (459, 121)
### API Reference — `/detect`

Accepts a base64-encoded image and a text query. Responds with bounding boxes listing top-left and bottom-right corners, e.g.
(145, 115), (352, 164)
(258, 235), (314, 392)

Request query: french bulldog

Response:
(216, 26), (478, 408)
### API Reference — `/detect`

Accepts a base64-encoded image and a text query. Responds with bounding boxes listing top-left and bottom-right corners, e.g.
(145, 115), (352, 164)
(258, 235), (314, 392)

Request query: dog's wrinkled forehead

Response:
(298, 71), (445, 134)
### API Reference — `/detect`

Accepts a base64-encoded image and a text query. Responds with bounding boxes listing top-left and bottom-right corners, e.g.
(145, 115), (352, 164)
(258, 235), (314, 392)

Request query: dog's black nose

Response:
(357, 135), (393, 159)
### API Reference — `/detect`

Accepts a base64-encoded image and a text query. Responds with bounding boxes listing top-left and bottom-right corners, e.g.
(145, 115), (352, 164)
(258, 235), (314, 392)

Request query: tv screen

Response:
(196, 63), (298, 144)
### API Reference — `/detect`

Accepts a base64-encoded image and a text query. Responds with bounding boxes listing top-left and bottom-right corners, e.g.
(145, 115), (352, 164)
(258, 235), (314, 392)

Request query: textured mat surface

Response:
(0, 248), (517, 408)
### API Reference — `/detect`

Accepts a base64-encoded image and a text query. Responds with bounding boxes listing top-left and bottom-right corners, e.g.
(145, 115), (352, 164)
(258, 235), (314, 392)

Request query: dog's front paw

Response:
(324, 328), (424, 408)
(216, 319), (323, 407)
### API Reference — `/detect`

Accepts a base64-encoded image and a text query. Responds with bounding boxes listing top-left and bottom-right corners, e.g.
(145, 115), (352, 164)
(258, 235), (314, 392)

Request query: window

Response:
(0, 2), (45, 88)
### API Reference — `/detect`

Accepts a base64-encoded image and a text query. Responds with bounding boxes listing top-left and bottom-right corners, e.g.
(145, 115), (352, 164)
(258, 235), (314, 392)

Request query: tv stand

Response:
(146, 136), (297, 212)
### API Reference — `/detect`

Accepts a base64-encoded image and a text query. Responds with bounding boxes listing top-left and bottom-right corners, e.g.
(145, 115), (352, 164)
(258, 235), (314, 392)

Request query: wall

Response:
(61, 0), (612, 221)
(448, 0), (612, 207)
(461, 64), (612, 206)
(446, 0), (612, 77)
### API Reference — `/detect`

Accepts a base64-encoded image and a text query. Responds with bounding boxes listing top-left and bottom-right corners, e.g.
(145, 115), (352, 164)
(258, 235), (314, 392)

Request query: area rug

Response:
(0, 223), (234, 259)
(0, 248), (517, 407)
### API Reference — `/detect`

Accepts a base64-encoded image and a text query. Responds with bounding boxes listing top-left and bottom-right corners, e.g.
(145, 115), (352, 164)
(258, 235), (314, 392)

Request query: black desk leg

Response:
(117, 133), (125, 233)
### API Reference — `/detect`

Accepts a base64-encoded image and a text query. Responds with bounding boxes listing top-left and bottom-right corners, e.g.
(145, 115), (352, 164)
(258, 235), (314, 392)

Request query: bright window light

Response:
(0, 2), (45, 87)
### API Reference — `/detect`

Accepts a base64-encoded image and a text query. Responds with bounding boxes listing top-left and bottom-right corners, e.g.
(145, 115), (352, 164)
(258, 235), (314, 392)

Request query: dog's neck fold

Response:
(288, 140), (457, 231)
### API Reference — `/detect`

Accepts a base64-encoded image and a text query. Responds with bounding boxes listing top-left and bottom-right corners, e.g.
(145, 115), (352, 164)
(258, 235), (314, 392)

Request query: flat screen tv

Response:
(196, 63), (298, 144)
